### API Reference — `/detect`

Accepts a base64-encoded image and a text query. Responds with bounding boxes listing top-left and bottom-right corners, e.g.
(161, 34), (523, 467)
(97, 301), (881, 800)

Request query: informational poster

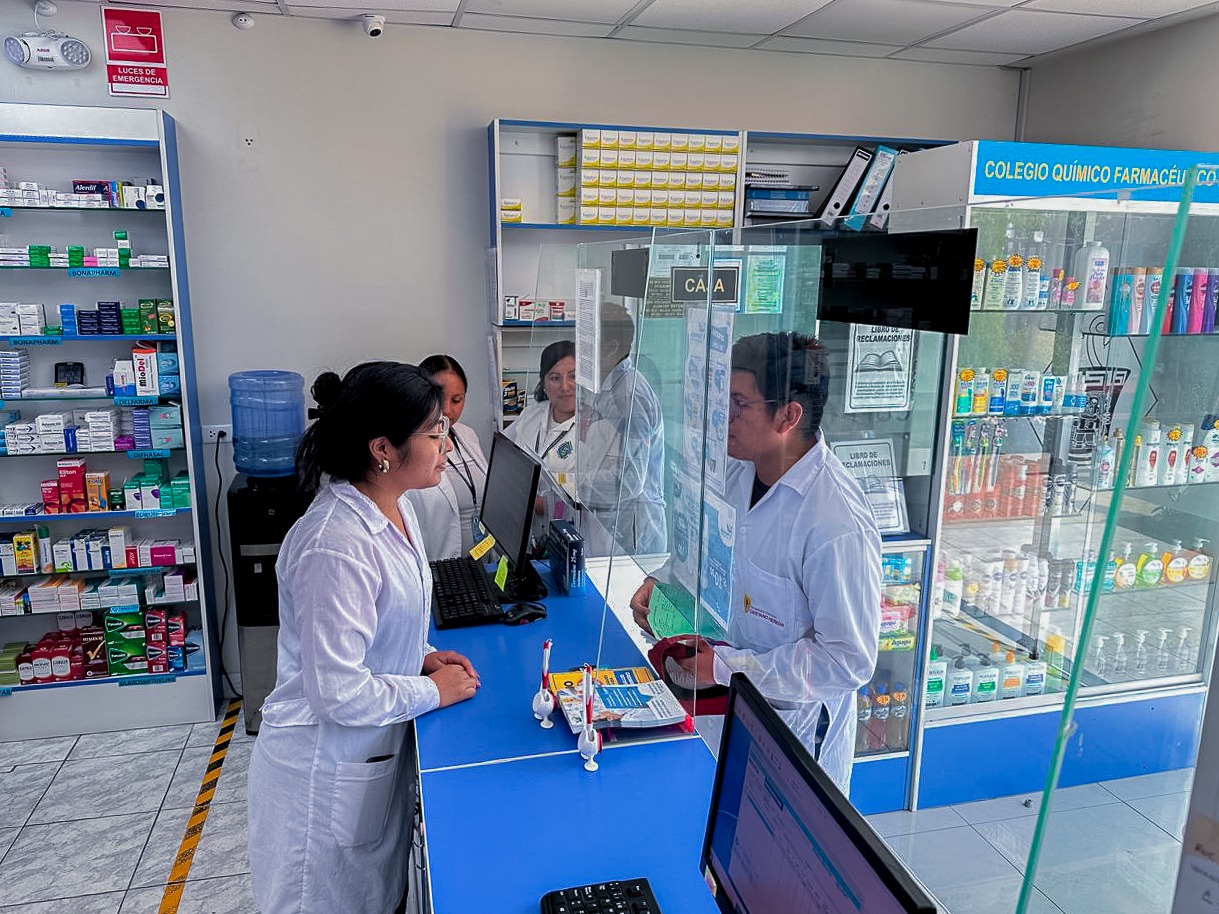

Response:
(744, 252), (786, 313)
(831, 438), (909, 534)
(699, 491), (735, 631)
(703, 307), (735, 494)
(1067, 366), (1131, 464)
(845, 324), (915, 413)
(670, 468), (700, 593)
(102, 7), (169, 98)
(683, 307), (709, 468)
(574, 269), (601, 394)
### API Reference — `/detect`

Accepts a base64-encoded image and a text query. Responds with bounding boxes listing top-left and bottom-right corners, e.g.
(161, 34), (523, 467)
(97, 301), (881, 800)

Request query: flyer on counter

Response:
(845, 324), (915, 413)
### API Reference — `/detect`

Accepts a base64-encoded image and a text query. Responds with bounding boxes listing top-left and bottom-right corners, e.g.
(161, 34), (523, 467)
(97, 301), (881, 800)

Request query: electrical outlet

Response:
(203, 424), (232, 442)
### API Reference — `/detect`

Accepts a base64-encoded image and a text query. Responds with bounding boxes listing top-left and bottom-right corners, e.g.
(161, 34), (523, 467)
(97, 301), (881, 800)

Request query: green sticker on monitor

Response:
(494, 555), (509, 591)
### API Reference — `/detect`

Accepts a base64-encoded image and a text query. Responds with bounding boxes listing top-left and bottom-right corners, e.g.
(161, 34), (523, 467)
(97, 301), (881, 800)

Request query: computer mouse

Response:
(502, 602), (548, 625)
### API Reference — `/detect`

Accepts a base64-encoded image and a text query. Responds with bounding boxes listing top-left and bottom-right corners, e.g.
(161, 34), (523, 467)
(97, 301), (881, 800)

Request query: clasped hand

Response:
(424, 650), (480, 707)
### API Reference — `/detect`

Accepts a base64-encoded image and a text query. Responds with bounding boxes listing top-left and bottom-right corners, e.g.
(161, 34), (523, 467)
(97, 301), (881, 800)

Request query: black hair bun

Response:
(311, 371), (343, 415)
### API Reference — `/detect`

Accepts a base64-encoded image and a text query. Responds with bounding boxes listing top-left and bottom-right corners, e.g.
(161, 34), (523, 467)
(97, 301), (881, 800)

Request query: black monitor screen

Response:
(818, 228), (977, 335)
(479, 432), (541, 571)
(701, 674), (937, 914)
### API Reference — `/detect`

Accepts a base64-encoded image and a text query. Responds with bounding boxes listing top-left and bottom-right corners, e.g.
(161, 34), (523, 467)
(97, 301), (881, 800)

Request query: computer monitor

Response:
(479, 432), (547, 602)
(701, 674), (937, 914)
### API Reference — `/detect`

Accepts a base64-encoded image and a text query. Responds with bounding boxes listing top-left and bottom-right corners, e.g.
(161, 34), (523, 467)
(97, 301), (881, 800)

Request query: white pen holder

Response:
(578, 727), (600, 772)
(532, 688), (555, 729)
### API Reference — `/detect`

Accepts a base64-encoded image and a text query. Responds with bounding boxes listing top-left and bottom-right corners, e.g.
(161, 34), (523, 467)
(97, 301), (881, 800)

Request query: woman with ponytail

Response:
(249, 361), (480, 914)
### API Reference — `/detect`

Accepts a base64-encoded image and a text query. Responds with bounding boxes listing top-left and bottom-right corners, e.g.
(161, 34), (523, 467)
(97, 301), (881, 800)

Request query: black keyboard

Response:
(540, 879), (661, 914)
(430, 557), (504, 628)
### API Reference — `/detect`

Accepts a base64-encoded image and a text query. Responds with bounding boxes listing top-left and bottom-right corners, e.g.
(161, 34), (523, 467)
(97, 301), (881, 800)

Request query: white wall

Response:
(1, 1), (1019, 687)
(1024, 15), (1219, 151)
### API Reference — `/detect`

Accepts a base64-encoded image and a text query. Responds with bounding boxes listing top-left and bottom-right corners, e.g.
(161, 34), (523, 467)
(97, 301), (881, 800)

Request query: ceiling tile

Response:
(784, 0), (993, 45)
(283, 5), (454, 22)
(757, 35), (901, 56)
(459, 13), (616, 36)
(614, 26), (767, 47)
(890, 46), (1026, 65)
(1023, 0), (1213, 16)
(462, 0), (639, 24)
(286, 0), (458, 11)
(115, 0), (280, 7)
(630, 0), (834, 35)
(918, 0), (1023, 5)
(922, 8), (1141, 53)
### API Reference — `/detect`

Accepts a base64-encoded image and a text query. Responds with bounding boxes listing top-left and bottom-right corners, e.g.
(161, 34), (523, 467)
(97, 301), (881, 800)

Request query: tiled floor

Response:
(0, 709), (1194, 914)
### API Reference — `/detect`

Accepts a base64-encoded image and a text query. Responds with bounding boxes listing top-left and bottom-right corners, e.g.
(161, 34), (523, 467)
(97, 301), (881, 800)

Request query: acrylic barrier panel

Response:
(1011, 173), (1219, 914)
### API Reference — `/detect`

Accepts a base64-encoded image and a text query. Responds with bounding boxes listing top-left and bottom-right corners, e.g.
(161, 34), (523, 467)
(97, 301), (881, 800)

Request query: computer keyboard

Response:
(540, 879), (661, 914)
(430, 557), (504, 628)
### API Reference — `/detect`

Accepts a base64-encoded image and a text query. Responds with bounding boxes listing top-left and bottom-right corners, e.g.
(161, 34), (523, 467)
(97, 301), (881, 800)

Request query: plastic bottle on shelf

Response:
(948, 658), (974, 706)
(1075, 240), (1111, 309)
(1044, 628), (1068, 691)
(989, 639), (1006, 666)
(983, 259), (1008, 311)
(929, 557), (946, 620)
(1092, 635), (1110, 679)
(870, 684), (891, 750)
(1136, 542), (1164, 588)
(855, 688), (872, 753)
(1177, 627), (1195, 673)
(942, 559), (964, 619)
(1114, 542), (1137, 590)
(887, 684), (909, 750)
(1188, 538), (1213, 582)
(1143, 268), (1164, 335)
(1134, 630), (1150, 676)
(1113, 633), (1129, 677)
(1156, 628), (1173, 674)
(973, 657), (999, 702)
(970, 259), (987, 310)
(925, 646), (948, 709)
(1022, 234), (1043, 310)
(1094, 435), (1116, 489)
(1000, 651), (1026, 699)
(1024, 655), (1048, 696)
(1163, 540), (1189, 585)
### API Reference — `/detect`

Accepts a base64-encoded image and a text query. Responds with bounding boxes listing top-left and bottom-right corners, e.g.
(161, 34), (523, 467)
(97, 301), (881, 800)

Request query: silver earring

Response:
(379, 459), (390, 474)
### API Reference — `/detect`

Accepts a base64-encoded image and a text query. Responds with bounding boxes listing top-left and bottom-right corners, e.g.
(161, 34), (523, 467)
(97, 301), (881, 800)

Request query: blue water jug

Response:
(229, 370), (305, 477)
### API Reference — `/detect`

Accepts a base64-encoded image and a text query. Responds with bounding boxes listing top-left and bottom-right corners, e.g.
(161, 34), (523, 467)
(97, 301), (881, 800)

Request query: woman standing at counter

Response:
(406, 354), (489, 559)
(248, 361), (480, 914)
(505, 339), (577, 481)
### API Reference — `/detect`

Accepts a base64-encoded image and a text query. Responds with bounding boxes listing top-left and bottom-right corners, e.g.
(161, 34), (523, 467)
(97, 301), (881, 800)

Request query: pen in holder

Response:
(577, 662), (601, 772)
(532, 638), (555, 729)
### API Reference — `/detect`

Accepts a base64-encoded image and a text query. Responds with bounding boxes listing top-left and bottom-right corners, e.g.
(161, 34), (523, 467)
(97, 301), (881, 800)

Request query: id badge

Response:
(471, 516), (488, 545)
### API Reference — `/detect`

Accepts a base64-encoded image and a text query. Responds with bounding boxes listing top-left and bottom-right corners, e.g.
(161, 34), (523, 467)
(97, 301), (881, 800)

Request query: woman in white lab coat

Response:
(630, 333), (881, 791)
(405, 355), (489, 560)
(248, 362), (480, 914)
(505, 340), (576, 480)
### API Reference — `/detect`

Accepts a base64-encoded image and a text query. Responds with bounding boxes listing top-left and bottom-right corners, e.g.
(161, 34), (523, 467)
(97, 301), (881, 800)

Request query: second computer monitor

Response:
(479, 432), (546, 601)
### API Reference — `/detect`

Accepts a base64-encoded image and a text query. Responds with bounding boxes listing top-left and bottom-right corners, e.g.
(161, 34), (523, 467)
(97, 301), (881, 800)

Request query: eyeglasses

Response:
(728, 396), (779, 420)
(414, 415), (450, 444)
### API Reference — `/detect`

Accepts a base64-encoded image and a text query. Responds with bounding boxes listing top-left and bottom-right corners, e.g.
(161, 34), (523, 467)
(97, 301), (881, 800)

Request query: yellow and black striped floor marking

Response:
(158, 698), (243, 914)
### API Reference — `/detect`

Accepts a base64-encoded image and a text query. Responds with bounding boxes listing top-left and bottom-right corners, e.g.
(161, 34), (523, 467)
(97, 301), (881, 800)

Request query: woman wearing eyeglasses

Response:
(405, 354), (490, 560)
(505, 340), (577, 482)
(248, 361), (480, 914)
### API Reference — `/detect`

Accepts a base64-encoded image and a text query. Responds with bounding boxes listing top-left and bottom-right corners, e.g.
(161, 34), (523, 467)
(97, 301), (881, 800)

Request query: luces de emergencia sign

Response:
(972, 140), (1219, 204)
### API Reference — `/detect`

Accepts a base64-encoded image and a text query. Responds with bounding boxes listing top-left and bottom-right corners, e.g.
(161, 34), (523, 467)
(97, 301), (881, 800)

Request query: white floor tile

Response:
(931, 877), (1064, 914)
(0, 892), (124, 913)
(0, 763), (60, 828)
(1100, 768), (1194, 800)
(868, 804), (967, 837)
(884, 824), (1023, 890)
(0, 736), (78, 767)
(953, 783), (1115, 825)
(28, 749), (179, 824)
(130, 800), (250, 889)
(1129, 792), (1190, 840)
(118, 873), (257, 914)
(0, 826), (18, 862)
(69, 726), (192, 760)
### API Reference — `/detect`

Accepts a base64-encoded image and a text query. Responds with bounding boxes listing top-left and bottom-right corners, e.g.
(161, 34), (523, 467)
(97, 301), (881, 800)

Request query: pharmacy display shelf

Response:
(0, 265), (169, 271)
(0, 667), (206, 696)
(0, 508), (190, 525)
(0, 447), (185, 459)
(502, 223), (673, 232)
(0, 333), (176, 343)
(0, 204), (164, 214)
(0, 394), (174, 404)
(3, 563), (195, 579)
(1, 598), (200, 618)
(494, 321), (576, 329)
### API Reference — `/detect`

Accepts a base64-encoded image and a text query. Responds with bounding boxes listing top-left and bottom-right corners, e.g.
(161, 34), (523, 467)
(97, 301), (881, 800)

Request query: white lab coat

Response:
(710, 437), (881, 791)
(248, 481), (440, 914)
(404, 422), (488, 560)
(505, 401), (576, 480)
(577, 358), (667, 556)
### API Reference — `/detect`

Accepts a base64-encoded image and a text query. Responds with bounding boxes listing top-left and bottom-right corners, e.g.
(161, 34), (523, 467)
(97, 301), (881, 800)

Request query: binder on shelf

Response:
(816, 146), (873, 228)
(865, 151), (905, 232)
(843, 145), (898, 231)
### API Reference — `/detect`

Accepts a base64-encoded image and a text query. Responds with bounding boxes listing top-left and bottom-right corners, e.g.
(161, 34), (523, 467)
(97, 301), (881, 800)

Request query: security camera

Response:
(361, 14), (385, 37)
(231, 12), (255, 29)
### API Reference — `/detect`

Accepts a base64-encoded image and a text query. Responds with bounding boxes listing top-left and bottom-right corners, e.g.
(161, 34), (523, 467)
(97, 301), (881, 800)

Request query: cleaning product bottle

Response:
(1177, 627), (1194, 673)
(1113, 632), (1129, 677)
(1134, 630), (1150, 676)
(1000, 651), (1026, 699)
(870, 684), (890, 750)
(925, 646), (948, 709)
(855, 688), (871, 753)
(1092, 635), (1110, 679)
(948, 658), (974, 706)
(1164, 540), (1189, 585)
(887, 683), (909, 750)
(973, 657), (998, 702)
(1189, 538), (1213, 582)
(1136, 541), (1164, 588)
(1114, 542), (1137, 590)
(1075, 240), (1111, 309)
(1156, 628), (1173, 674)
(1024, 655), (1048, 696)
(983, 259), (1008, 310)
